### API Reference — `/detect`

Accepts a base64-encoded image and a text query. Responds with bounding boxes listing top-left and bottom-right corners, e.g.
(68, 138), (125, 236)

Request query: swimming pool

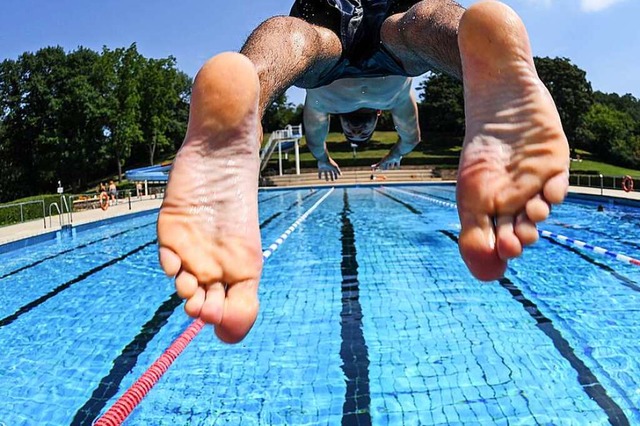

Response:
(1, 184), (639, 425)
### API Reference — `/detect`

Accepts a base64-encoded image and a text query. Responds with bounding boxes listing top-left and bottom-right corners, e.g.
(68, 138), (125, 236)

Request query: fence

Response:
(0, 185), (166, 230)
(570, 174), (637, 193)
(0, 200), (47, 228)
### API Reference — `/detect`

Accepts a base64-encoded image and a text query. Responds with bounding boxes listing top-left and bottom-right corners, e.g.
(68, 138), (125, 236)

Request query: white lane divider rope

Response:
(385, 186), (640, 267)
(263, 187), (334, 259)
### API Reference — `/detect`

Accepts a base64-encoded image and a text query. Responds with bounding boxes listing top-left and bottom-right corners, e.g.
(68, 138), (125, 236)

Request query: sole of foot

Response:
(455, 1), (569, 281)
(157, 52), (264, 343)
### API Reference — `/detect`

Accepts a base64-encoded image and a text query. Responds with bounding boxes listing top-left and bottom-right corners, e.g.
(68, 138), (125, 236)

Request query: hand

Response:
(372, 149), (402, 171)
(317, 157), (341, 181)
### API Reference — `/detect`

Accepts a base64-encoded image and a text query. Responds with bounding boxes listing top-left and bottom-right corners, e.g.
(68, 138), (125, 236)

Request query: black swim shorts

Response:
(290, 0), (422, 88)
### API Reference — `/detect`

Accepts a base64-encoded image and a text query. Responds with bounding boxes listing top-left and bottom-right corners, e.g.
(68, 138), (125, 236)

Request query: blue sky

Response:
(1, 0), (638, 106)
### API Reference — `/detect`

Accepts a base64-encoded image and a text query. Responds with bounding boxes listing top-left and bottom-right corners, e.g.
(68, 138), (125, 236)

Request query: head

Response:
(339, 108), (381, 147)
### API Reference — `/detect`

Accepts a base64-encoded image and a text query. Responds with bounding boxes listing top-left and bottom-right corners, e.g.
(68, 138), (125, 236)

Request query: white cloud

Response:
(580, 0), (627, 12)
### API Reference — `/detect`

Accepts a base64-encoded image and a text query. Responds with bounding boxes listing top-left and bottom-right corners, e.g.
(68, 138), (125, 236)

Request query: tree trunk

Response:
(116, 153), (122, 181)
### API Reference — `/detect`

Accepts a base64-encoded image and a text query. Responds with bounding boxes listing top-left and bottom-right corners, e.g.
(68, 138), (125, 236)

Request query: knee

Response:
(251, 16), (320, 55)
(395, 0), (463, 38)
(244, 15), (341, 77)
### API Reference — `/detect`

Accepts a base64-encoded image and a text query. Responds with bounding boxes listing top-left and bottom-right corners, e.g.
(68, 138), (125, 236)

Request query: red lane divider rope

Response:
(94, 188), (335, 425)
(95, 319), (204, 426)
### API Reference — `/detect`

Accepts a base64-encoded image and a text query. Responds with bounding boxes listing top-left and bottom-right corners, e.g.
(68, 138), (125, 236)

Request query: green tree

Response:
(0, 56), (28, 201)
(58, 47), (110, 188)
(166, 71), (191, 153)
(534, 57), (593, 149)
(0, 44), (193, 201)
(583, 103), (639, 167)
(594, 91), (640, 122)
(262, 93), (300, 132)
(99, 44), (144, 180)
(138, 57), (186, 165)
(416, 71), (464, 136)
(0, 47), (71, 197)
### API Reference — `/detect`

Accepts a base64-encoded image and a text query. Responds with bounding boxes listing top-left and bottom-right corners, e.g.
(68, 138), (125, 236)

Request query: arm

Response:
(303, 98), (342, 180)
(373, 90), (422, 170)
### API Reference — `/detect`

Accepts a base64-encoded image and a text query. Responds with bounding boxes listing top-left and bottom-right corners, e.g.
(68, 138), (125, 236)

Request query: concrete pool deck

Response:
(0, 196), (164, 246)
(1, 185), (639, 247)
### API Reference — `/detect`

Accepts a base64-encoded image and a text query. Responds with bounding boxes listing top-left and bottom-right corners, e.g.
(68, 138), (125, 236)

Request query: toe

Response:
(543, 170), (569, 205)
(525, 195), (551, 223)
(496, 215), (522, 261)
(159, 247), (181, 277)
(214, 280), (259, 344)
(175, 271), (199, 299)
(184, 286), (206, 319)
(458, 213), (506, 281)
(514, 213), (539, 246)
(200, 282), (226, 325)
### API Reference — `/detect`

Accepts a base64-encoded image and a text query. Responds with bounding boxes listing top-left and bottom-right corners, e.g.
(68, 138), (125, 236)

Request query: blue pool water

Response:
(1, 184), (640, 425)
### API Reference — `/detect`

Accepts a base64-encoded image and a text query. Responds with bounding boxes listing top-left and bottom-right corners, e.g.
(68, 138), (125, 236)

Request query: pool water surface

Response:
(1, 184), (639, 425)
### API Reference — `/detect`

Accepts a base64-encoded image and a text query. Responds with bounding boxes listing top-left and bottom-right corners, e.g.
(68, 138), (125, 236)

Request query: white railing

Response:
(260, 124), (303, 175)
(570, 174), (637, 193)
(0, 200), (47, 229)
(48, 202), (64, 228)
(60, 195), (73, 224)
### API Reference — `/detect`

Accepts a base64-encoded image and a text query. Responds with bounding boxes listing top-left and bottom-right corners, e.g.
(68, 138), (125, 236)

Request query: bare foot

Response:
(157, 52), (263, 343)
(456, 1), (569, 281)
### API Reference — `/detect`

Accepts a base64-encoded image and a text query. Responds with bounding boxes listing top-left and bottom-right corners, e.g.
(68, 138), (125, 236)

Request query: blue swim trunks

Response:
(290, 0), (422, 88)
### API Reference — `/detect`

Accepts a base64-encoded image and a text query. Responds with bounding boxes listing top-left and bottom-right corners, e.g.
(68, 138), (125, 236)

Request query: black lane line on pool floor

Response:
(259, 189), (308, 204)
(259, 212), (282, 229)
(374, 189), (421, 215)
(542, 236), (640, 291)
(259, 192), (285, 204)
(0, 221), (156, 280)
(71, 293), (183, 426)
(340, 189), (372, 426)
(0, 239), (157, 328)
(440, 230), (630, 426)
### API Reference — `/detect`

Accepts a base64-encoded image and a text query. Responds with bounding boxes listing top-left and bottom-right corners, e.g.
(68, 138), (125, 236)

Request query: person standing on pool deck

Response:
(157, 0), (570, 343)
(304, 76), (421, 181)
(108, 180), (118, 205)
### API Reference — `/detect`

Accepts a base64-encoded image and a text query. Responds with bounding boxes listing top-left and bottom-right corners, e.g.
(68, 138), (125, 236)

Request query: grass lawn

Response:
(264, 132), (640, 178)
(264, 131), (463, 170)
(570, 149), (639, 177)
(569, 160), (640, 177)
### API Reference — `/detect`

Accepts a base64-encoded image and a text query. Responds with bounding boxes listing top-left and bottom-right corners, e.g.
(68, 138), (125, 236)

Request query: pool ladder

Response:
(48, 195), (73, 228)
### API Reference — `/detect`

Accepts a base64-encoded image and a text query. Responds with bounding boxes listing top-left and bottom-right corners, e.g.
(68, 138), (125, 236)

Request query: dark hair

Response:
(339, 108), (381, 146)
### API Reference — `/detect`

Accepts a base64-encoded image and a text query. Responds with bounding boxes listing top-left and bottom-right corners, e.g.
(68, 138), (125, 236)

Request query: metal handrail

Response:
(48, 203), (63, 228)
(0, 200), (47, 229)
(60, 195), (73, 224)
(570, 173), (637, 193)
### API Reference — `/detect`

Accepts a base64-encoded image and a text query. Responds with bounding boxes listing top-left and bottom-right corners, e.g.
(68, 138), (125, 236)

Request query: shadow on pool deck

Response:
(1, 184), (639, 247)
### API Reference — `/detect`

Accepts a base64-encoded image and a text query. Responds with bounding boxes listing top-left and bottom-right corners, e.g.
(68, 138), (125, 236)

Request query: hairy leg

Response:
(381, 0), (464, 78)
(382, 0), (569, 280)
(158, 17), (341, 343)
(242, 17), (343, 113)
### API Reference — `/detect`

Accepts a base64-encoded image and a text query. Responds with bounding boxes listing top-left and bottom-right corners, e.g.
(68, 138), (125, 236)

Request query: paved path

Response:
(0, 197), (163, 246)
(1, 185), (638, 246)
